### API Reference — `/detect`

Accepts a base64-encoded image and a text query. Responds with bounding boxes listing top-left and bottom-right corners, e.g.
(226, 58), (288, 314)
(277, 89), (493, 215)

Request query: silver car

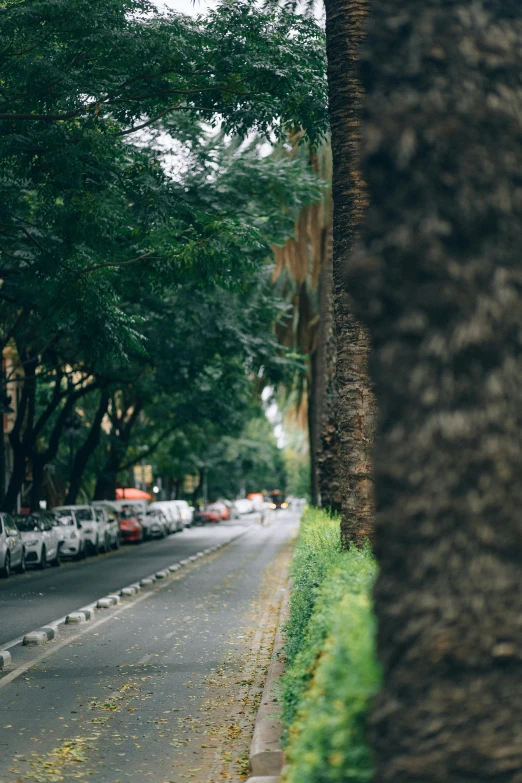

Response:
(0, 513), (26, 577)
(12, 513), (61, 569)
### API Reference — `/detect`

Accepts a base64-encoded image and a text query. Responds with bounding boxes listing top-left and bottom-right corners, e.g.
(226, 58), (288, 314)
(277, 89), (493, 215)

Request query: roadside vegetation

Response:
(281, 508), (379, 783)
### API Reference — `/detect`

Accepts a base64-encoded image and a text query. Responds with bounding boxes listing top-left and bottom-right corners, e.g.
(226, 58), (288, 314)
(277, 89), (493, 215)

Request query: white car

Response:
(148, 501), (183, 533)
(0, 513), (26, 577)
(12, 513), (61, 569)
(54, 511), (86, 560)
(141, 509), (168, 540)
(54, 505), (108, 554)
(92, 505), (121, 550)
(233, 498), (254, 515)
(170, 500), (193, 527)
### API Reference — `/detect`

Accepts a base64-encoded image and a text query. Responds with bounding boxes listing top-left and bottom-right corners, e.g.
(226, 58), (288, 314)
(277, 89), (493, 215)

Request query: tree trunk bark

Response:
(316, 222), (342, 514)
(308, 341), (320, 506)
(66, 390), (109, 504)
(324, 0), (375, 546)
(346, 1), (522, 780)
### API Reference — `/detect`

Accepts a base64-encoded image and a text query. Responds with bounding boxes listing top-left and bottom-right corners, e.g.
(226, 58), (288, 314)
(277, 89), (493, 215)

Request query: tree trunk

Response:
(308, 341), (320, 505)
(345, 1), (522, 780)
(324, 0), (375, 546)
(93, 399), (142, 500)
(66, 390), (109, 504)
(315, 222), (342, 514)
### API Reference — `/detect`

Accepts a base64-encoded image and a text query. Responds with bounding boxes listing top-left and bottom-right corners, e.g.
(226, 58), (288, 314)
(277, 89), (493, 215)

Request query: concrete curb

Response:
(246, 778), (280, 783)
(248, 582), (291, 781)
(0, 650), (11, 670)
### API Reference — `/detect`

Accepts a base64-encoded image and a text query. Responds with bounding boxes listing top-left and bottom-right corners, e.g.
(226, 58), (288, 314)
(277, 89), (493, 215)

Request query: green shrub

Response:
(280, 508), (380, 783)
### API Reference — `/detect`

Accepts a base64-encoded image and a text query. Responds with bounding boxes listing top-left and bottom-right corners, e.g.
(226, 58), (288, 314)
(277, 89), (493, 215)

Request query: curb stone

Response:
(97, 597), (113, 609)
(246, 778), (280, 783)
(249, 582), (291, 779)
(23, 631), (48, 646)
(0, 651), (11, 670)
(65, 612), (86, 625)
(80, 607), (95, 620)
(40, 625), (59, 641)
(140, 577), (155, 587)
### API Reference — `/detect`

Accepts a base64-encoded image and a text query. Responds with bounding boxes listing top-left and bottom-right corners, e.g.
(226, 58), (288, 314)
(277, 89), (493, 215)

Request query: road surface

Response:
(0, 509), (299, 783)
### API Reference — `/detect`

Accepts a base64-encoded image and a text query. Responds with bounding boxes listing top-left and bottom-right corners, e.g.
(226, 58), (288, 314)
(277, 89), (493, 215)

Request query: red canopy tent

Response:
(116, 487), (152, 500)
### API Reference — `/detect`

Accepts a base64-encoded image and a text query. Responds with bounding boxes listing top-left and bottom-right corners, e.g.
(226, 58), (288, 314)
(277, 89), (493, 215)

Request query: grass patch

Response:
(281, 507), (380, 783)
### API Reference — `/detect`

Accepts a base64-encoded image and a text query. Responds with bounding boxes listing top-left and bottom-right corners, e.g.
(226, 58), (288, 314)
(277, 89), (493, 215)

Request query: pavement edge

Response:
(247, 578), (292, 783)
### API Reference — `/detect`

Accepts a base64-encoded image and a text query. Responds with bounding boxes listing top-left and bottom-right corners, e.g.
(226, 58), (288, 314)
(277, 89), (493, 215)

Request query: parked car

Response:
(12, 513), (61, 569)
(0, 513), (26, 577)
(207, 502), (229, 521)
(221, 500), (241, 520)
(233, 498), (254, 515)
(92, 504), (121, 550)
(118, 506), (143, 544)
(53, 511), (86, 560)
(148, 501), (183, 533)
(195, 506), (221, 524)
(54, 505), (108, 554)
(171, 500), (194, 527)
(141, 509), (168, 540)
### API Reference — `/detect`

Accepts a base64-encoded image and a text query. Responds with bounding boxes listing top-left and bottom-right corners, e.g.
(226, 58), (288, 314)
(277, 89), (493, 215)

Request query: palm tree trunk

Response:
(324, 0), (375, 545)
(348, 1), (522, 780)
(316, 225), (342, 514)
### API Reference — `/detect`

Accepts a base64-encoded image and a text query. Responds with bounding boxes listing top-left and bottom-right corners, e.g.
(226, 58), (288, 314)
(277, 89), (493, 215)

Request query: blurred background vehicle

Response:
(247, 492), (265, 512)
(0, 513), (25, 577)
(118, 506), (143, 544)
(54, 505), (108, 554)
(194, 505), (221, 524)
(170, 500), (193, 527)
(148, 501), (182, 533)
(141, 508), (168, 540)
(233, 498), (254, 515)
(53, 511), (86, 560)
(91, 504), (121, 550)
(12, 513), (61, 569)
(207, 502), (229, 521)
(268, 490), (288, 510)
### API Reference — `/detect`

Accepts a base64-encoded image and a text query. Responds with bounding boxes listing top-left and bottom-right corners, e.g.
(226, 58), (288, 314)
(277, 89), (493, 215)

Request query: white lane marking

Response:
(138, 653), (152, 664)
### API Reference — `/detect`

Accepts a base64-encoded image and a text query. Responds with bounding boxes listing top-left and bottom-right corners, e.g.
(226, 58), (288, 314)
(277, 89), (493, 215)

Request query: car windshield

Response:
(73, 509), (95, 522)
(12, 515), (40, 532)
(120, 508), (135, 520)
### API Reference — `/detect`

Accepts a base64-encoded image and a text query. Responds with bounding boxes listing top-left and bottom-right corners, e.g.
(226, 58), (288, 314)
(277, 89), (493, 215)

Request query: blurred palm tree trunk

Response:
(324, 0), (375, 545)
(315, 215), (342, 514)
(348, 0), (522, 778)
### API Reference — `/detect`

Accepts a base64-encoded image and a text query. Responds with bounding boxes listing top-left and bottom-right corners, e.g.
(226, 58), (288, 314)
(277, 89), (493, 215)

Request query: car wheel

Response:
(1, 551), (11, 578)
(113, 534), (121, 550)
(51, 547), (61, 567)
(16, 549), (26, 574)
(39, 546), (47, 570)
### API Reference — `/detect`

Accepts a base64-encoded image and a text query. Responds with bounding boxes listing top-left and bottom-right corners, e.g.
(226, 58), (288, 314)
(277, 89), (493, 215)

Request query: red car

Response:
(119, 507), (143, 543)
(198, 507), (221, 524)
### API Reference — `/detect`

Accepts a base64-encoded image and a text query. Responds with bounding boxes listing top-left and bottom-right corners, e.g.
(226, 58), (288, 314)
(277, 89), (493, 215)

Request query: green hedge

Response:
(280, 508), (380, 783)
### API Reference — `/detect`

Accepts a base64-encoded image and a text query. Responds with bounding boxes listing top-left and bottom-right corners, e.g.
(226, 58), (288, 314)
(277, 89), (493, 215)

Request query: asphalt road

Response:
(0, 514), (262, 647)
(0, 509), (299, 783)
